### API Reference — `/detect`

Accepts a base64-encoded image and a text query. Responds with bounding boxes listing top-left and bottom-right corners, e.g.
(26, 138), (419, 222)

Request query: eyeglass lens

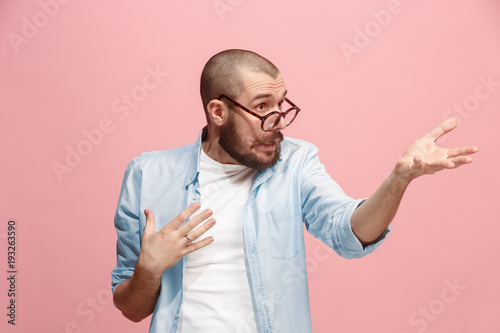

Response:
(262, 108), (298, 131)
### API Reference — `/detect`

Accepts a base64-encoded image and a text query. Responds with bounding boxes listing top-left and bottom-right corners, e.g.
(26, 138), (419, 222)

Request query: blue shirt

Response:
(111, 129), (390, 333)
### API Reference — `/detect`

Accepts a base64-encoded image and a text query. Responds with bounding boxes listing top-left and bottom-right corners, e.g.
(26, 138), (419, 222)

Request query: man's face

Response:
(218, 71), (287, 170)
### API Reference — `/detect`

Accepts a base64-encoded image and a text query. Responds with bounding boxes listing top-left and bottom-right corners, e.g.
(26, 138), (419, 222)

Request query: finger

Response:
(447, 155), (473, 167)
(167, 202), (202, 230)
(425, 119), (458, 141)
(413, 156), (427, 170)
(185, 236), (215, 253)
(430, 155), (474, 171)
(447, 146), (479, 158)
(186, 218), (216, 242)
(430, 159), (454, 170)
(178, 208), (213, 234)
(143, 209), (156, 233)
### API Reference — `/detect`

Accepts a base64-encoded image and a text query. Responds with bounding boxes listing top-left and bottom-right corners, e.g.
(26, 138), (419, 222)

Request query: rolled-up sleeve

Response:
(300, 145), (390, 259)
(111, 158), (142, 293)
(335, 198), (390, 258)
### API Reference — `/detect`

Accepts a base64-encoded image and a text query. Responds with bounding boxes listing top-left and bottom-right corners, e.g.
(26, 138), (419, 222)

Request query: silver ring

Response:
(185, 234), (192, 244)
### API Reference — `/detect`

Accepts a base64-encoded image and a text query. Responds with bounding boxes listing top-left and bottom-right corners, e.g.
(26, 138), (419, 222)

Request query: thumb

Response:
(144, 209), (156, 233)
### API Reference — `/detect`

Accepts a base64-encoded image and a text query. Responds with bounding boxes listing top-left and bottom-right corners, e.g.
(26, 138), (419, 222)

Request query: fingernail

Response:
(206, 209), (213, 215)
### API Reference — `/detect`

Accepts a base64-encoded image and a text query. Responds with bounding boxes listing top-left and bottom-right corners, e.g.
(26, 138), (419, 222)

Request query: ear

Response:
(206, 99), (227, 127)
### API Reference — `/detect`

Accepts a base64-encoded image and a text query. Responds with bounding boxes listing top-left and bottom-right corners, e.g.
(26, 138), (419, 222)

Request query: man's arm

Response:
(350, 119), (478, 245)
(112, 264), (162, 322)
(113, 205), (216, 322)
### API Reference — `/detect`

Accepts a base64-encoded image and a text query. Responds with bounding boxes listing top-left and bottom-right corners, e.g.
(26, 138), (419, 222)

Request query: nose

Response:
(271, 114), (287, 131)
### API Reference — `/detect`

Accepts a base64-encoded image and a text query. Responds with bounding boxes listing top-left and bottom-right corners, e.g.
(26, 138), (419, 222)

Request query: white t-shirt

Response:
(177, 149), (258, 332)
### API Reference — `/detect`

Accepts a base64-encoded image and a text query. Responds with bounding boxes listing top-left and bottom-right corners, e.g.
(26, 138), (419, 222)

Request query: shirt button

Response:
(193, 195), (199, 200)
(174, 314), (179, 319)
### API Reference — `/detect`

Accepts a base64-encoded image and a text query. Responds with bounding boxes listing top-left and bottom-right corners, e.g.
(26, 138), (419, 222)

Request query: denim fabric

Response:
(111, 130), (389, 333)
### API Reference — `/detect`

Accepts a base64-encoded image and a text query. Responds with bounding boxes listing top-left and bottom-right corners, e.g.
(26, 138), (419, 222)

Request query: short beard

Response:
(219, 113), (283, 171)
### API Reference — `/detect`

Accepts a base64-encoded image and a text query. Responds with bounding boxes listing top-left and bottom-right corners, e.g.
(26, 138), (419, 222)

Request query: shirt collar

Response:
(185, 126), (283, 188)
(184, 127), (206, 188)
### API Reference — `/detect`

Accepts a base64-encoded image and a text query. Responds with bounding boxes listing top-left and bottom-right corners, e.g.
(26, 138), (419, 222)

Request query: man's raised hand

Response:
(135, 202), (215, 280)
(395, 119), (479, 183)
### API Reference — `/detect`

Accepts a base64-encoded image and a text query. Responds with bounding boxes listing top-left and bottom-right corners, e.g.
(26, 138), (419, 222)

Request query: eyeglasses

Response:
(218, 95), (301, 132)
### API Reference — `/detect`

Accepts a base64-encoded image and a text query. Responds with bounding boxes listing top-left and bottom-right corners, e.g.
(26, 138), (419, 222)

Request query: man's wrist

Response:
(133, 260), (163, 287)
(389, 168), (411, 192)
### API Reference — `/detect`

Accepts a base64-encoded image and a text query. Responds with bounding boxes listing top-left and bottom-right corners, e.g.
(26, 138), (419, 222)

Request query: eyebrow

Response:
(250, 90), (288, 102)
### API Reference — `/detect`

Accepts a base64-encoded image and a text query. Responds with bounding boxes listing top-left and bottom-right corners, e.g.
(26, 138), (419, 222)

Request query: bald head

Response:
(200, 49), (280, 114)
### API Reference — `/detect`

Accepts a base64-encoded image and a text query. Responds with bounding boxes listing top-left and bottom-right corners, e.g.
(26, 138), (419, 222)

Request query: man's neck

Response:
(201, 128), (240, 166)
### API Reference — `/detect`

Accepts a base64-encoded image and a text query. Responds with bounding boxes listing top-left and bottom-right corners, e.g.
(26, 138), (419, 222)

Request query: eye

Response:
(256, 103), (266, 111)
(277, 99), (288, 111)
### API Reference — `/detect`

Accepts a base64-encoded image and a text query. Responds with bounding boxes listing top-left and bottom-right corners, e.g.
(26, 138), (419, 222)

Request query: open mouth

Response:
(252, 132), (283, 151)
(255, 141), (276, 151)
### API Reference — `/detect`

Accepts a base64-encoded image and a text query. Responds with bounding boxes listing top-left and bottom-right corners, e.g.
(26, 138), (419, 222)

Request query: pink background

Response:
(1, 0), (499, 332)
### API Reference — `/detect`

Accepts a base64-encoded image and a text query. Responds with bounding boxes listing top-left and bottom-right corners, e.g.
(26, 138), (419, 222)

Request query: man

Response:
(111, 49), (478, 332)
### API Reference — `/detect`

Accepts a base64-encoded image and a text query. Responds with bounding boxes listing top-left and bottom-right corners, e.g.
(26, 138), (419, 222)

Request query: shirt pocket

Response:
(266, 206), (305, 260)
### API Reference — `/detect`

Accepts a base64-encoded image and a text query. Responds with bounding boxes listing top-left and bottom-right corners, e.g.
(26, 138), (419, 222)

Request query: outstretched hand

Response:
(395, 119), (479, 183)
